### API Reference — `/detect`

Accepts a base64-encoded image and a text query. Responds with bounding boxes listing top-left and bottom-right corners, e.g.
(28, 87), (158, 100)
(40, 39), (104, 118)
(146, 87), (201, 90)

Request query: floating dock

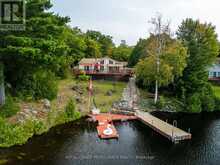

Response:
(135, 110), (192, 143)
(91, 114), (137, 139)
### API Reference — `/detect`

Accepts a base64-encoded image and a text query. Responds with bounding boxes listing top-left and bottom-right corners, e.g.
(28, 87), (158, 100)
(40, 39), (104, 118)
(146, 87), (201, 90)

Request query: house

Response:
(75, 57), (132, 80)
(209, 64), (220, 79)
(78, 57), (129, 74)
(208, 58), (220, 81)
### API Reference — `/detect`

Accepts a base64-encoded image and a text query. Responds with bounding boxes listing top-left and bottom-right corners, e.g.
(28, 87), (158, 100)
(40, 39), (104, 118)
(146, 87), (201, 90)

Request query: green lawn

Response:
(212, 85), (220, 99)
(92, 80), (126, 112)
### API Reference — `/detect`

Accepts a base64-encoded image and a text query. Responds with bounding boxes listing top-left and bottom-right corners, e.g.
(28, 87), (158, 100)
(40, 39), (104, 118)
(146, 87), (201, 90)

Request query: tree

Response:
(135, 34), (187, 101)
(111, 40), (133, 61)
(149, 14), (171, 103)
(61, 27), (87, 65)
(86, 30), (114, 57)
(176, 18), (219, 112)
(84, 38), (101, 58)
(128, 39), (148, 67)
(0, 0), (70, 99)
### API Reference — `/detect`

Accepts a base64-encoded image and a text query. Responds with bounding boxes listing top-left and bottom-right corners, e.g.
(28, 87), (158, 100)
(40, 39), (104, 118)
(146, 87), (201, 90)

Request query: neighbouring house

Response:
(209, 64), (220, 80)
(208, 58), (220, 81)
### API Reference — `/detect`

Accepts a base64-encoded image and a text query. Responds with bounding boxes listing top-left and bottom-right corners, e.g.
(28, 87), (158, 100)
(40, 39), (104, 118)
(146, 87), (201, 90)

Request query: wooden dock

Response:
(135, 110), (192, 143)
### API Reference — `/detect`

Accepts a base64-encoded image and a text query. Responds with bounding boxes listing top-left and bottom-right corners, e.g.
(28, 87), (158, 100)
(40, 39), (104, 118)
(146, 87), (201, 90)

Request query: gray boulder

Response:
(43, 99), (51, 109)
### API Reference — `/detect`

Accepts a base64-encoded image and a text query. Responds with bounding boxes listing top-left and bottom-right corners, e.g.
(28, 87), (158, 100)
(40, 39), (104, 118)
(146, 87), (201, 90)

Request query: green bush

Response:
(78, 74), (90, 81)
(0, 117), (33, 147)
(65, 99), (81, 120)
(18, 70), (58, 100)
(186, 93), (202, 113)
(155, 96), (166, 109)
(0, 95), (20, 118)
(54, 58), (71, 79)
(200, 85), (215, 112)
(214, 97), (220, 111)
(0, 98), (82, 147)
(33, 120), (47, 135)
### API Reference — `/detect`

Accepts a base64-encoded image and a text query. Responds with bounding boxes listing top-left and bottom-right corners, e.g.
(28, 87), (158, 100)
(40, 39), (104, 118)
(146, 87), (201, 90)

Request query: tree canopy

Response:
(0, 0), (70, 99)
(86, 30), (115, 57)
(128, 39), (148, 67)
(135, 34), (187, 89)
(111, 40), (133, 61)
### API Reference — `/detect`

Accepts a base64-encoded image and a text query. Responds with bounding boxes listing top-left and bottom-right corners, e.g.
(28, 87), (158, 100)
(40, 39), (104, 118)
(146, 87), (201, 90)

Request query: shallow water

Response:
(1, 112), (220, 165)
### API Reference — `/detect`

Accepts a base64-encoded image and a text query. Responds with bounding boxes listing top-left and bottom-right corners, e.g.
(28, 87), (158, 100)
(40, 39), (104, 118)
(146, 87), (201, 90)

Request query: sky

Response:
(51, 0), (220, 46)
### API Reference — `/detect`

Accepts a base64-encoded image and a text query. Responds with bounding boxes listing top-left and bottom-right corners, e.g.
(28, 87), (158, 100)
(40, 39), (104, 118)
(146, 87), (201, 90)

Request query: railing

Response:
(74, 69), (133, 75)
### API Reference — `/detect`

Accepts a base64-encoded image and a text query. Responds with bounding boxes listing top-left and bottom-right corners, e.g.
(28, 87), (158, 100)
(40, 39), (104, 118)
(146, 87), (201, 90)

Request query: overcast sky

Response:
(51, 0), (220, 46)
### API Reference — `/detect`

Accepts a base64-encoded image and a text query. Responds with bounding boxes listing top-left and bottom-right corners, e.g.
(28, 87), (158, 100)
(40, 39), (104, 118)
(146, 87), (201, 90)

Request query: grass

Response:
(212, 85), (220, 99)
(92, 80), (126, 112)
(0, 159), (8, 165)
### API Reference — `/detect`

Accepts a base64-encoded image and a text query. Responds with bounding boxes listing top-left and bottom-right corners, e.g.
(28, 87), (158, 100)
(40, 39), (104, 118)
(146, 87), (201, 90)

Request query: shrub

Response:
(65, 99), (81, 120)
(155, 96), (166, 109)
(78, 74), (90, 81)
(17, 70), (58, 100)
(214, 97), (220, 111)
(0, 95), (20, 118)
(200, 85), (215, 112)
(186, 93), (202, 113)
(55, 60), (71, 79)
(33, 120), (47, 135)
(0, 117), (33, 147)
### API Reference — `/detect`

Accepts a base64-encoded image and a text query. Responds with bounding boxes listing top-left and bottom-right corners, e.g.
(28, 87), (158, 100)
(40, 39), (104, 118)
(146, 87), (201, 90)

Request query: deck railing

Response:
(74, 69), (133, 76)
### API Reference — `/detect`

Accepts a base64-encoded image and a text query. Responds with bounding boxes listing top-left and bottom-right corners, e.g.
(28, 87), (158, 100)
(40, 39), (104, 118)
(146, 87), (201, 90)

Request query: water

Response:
(1, 112), (220, 165)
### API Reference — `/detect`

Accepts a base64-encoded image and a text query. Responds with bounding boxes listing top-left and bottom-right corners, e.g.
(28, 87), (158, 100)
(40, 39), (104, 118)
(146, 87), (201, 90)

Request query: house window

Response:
(84, 66), (90, 71)
(213, 72), (217, 77)
(100, 60), (104, 64)
(109, 60), (113, 64)
(218, 72), (220, 77)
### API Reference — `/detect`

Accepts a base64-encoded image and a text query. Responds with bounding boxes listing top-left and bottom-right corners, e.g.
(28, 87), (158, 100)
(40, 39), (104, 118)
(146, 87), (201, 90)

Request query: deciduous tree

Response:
(135, 34), (187, 94)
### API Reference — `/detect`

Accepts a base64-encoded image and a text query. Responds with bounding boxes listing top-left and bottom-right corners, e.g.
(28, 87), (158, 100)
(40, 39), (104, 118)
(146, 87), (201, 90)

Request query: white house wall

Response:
(209, 64), (220, 78)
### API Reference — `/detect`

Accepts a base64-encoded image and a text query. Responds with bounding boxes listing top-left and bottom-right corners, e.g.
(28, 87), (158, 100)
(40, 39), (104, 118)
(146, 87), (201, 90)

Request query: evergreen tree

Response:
(176, 19), (219, 112)
(0, 0), (70, 99)
(128, 39), (148, 67)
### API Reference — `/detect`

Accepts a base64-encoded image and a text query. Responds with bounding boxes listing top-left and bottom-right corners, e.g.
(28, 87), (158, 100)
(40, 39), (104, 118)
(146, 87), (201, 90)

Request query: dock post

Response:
(188, 128), (191, 133)
(173, 120), (177, 127)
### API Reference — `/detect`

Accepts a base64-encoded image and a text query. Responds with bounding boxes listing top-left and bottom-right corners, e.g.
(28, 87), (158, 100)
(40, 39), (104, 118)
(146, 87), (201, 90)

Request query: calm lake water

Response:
(1, 112), (220, 165)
